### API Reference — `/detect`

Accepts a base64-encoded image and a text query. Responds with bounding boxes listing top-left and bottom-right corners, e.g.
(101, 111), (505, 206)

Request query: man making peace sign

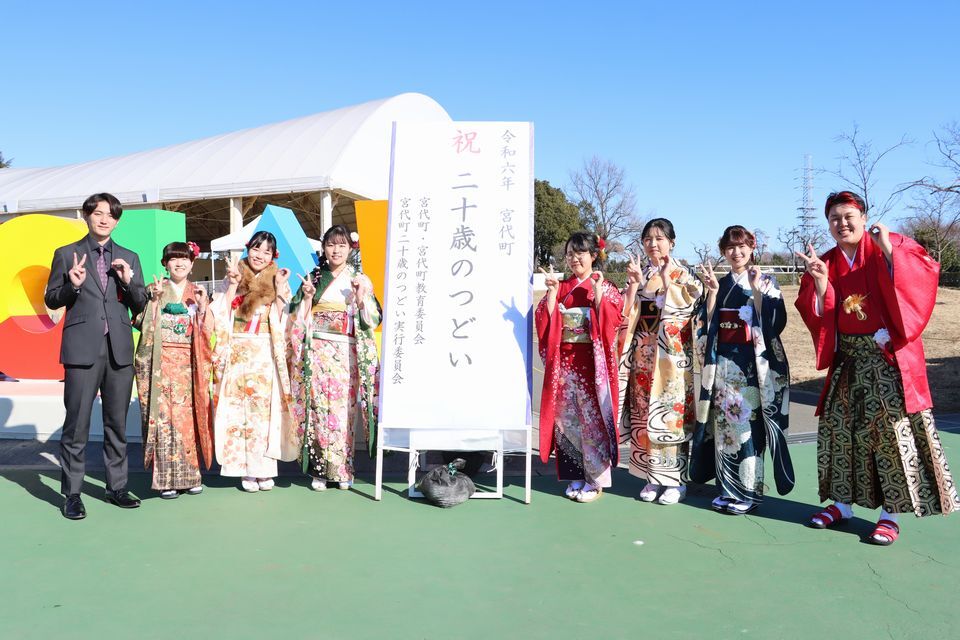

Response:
(44, 193), (149, 520)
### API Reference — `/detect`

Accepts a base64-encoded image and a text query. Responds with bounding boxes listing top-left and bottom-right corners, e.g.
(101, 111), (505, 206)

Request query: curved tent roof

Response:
(0, 93), (451, 214)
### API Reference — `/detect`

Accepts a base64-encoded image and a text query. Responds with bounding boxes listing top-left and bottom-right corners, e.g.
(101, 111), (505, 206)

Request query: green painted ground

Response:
(2, 436), (959, 640)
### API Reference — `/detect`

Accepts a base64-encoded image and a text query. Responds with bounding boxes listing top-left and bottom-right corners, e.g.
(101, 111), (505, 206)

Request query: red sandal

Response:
(809, 504), (849, 529)
(868, 519), (900, 546)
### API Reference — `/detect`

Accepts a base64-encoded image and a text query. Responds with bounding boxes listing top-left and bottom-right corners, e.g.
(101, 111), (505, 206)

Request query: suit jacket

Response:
(45, 235), (149, 366)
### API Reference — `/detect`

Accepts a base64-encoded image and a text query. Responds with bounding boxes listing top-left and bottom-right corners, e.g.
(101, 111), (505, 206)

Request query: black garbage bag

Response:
(417, 458), (476, 508)
(440, 450), (488, 478)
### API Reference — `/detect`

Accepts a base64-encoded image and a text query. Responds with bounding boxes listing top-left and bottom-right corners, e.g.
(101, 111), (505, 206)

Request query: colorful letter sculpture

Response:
(0, 210), (184, 380)
(246, 205), (320, 277)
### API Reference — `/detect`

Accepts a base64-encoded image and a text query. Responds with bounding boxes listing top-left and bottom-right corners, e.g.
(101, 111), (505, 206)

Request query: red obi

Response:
(718, 309), (751, 344)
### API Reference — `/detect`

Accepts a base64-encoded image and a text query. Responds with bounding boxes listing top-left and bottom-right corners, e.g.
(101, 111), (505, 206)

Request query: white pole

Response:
(229, 197), (243, 264)
(320, 190), (333, 233)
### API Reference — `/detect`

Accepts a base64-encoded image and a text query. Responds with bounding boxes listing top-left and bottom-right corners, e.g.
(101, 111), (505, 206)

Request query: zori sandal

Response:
(809, 504), (848, 529)
(868, 519), (900, 546)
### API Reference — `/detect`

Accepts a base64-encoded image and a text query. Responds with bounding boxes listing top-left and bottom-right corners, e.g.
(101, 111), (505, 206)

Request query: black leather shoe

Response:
(62, 494), (86, 520)
(105, 489), (141, 509)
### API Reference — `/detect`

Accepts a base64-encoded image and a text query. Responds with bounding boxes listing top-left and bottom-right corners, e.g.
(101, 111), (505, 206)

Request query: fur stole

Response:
(236, 259), (278, 319)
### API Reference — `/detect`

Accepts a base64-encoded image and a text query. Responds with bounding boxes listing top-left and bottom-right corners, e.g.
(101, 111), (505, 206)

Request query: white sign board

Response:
(379, 121), (533, 440)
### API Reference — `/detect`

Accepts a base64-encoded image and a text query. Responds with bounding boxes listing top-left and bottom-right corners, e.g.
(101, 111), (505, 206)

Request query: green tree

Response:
(0, 151), (12, 169)
(534, 179), (581, 268)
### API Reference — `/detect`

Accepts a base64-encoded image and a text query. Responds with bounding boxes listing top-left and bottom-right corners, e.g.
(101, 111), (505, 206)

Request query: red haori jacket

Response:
(795, 232), (940, 415)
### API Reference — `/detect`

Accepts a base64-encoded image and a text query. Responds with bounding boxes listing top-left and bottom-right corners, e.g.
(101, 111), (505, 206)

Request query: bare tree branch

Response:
(818, 123), (913, 222)
(569, 155), (643, 245)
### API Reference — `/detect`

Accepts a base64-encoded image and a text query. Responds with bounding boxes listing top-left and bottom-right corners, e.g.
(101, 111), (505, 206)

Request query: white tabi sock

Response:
(833, 502), (854, 519)
(880, 508), (900, 523)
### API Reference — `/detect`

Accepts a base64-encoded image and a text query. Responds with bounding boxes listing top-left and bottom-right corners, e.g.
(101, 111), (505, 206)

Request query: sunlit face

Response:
(85, 201), (118, 242)
(723, 241), (753, 272)
(246, 241), (274, 273)
(165, 256), (193, 284)
(564, 244), (595, 279)
(324, 235), (350, 270)
(642, 227), (673, 262)
(827, 203), (867, 250)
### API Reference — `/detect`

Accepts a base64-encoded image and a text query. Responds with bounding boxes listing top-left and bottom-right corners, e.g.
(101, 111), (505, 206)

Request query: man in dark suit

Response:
(45, 193), (149, 520)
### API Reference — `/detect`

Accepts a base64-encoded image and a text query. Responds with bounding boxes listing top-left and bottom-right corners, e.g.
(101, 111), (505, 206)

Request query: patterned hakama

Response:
(818, 334), (959, 516)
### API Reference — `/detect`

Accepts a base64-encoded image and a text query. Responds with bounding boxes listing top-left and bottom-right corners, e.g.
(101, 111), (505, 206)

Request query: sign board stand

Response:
(374, 121), (534, 503)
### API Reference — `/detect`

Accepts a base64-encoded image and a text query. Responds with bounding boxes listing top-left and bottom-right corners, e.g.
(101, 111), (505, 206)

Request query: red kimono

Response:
(795, 232), (938, 415)
(536, 277), (622, 485)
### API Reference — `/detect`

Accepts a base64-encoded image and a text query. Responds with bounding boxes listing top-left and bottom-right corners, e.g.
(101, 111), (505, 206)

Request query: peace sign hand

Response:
(748, 265), (763, 291)
(795, 244), (828, 293)
(626, 252), (647, 287)
(297, 273), (316, 300)
(68, 252), (87, 288)
(194, 285), (208, 312)
(538, 267), (559, 296)
(226, 256), (241, 286)
(148, 274), (166, 299)
(697, 260), (719, 292)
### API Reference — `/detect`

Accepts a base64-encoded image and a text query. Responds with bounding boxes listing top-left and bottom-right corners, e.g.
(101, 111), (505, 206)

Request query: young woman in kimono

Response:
(134, 241), (214, 499)
(210, 231), (297, 493)
(795, 191), (959, 545)
(619, 218), (703, 505)
(287, 225), (381, 492)
(689, 226), (794, 515)
(536, 232), (623, 503)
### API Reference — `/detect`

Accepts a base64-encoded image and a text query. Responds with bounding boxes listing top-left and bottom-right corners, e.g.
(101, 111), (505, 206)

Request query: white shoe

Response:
(186, 486), (203, 496)
(639, 483), (661, 502)
(657, 485), (687, 505)
(337, 481), (352, 491)
(241, 477), (259, 492)
(311, 478), (328, 491)
(257, 478), (275, 491)
(159, 490), (178, 499)
(576, 484), (603, 503)
(711, 496), (734, 512)
(564, 481), (585, 499)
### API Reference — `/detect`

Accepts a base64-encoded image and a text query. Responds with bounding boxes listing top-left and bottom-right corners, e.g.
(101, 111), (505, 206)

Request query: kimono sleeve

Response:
(758, 274), (787, 340)
(794, 266), (837, 371)
(874, 233), (940, 349)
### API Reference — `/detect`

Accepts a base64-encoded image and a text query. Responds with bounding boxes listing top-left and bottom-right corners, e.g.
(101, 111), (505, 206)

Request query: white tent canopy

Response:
(0, 93), (451, 215)
(209, 214), (323, 252)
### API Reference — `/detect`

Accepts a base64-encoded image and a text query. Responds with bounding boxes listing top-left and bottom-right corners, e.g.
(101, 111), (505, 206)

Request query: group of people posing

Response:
(45, 192), (380, 520)
(535, 190), (959, 546)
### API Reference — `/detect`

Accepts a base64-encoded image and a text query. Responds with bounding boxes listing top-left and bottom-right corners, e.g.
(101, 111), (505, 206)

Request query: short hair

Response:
(82, 193), (122, 220)
(565, 231), (600, 256)
(322, 224), (351, 246)
(718, 225), (756, 253)
(161, 242), (195, 265)
(824, 191), (866, 218)
(641, 217), (676, 242)
(246, 231), (278, 257)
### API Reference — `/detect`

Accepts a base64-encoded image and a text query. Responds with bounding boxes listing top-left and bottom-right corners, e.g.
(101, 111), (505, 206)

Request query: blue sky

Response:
(2, 1), (958, 259)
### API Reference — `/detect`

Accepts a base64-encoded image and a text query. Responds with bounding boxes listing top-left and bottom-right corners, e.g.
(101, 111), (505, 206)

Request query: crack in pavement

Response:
(867, 561), (922, 616)
(744, 515), (777, 541)
(909, 550), (950, 567)
(668, 534), (735, 564)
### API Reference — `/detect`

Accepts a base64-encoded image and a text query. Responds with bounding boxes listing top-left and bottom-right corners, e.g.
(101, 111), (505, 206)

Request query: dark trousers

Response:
(60, 334), (134, 495)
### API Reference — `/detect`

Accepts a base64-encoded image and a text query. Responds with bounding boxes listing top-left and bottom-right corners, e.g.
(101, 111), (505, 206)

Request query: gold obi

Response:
(637, 299), (660, 333)
(560, 306), (591, 343)
(233, 308), (270, 335)
(311, 300), (352, 337)
(159, 312), (192, 345)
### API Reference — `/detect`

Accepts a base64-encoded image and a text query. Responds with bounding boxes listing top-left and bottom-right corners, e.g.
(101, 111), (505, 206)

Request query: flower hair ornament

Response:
(186, 241), (201, 259)
(596, 235), (607, 262)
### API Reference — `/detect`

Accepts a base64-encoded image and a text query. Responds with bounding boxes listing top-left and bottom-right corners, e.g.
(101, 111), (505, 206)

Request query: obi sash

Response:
(233, 307), (270, 335)
(311, 300), (354, 341)
(560, 305), (591, 343)
(637, 299), (660, 333)
(718, 308), (751, 344)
